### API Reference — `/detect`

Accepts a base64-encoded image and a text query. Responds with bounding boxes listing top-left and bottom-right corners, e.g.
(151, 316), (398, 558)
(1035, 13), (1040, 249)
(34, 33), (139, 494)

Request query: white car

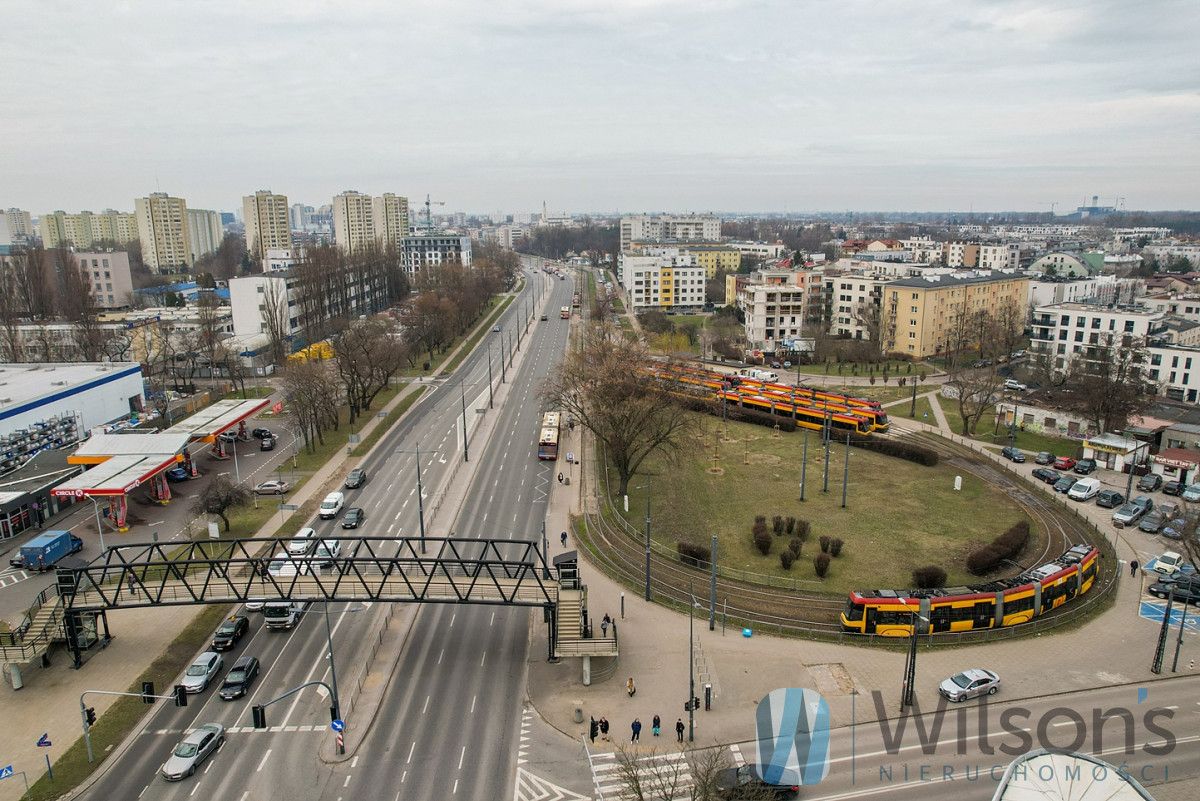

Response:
(1152, 551), (1184, 575)
(1003, 379), (1027, 392)
(266, 550), (308, 578)
(1067, 478), (1100, 501)
(286, 527), (317, 555)
(253, 480), (292, 496)
(181, 651), (223, 694)
(319, 492), (345, 519)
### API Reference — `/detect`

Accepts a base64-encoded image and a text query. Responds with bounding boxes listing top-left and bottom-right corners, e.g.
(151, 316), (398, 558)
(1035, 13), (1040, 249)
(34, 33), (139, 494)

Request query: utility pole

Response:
(486, 344), (494, 409)
(460, 379), (469, 462)
(800, 428), (808, 502)
(643, 481), (652, 601)
(688, 582), (696, 742)
(323, 601), (343, 753)
(841, 433), (850, 509)
(822, 419), (831, 493)
(709, 534), (717, 631)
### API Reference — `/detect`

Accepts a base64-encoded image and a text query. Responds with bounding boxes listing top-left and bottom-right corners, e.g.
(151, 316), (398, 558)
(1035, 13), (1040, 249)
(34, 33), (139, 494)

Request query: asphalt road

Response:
(77, 264), (563, 801)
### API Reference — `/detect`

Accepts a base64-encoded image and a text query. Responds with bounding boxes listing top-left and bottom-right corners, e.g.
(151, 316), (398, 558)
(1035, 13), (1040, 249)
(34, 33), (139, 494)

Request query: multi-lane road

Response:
(79, 262), (572, 801)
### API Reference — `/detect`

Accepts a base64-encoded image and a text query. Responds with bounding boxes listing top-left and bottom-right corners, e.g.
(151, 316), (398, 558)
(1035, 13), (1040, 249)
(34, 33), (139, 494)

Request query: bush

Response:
(772, 515), (784, 535)
(753, 528), (772, 556)
(785, 516), (796, 535)
(850, 437), (939, 466)
(912, 565), (947, 589)
(813, 552), (831, 578)
(754, 515), (766, 526)
(788, 537), (803, 557)
(966, 521), (1031, 575)
(795, 520), (811, 540)
(677, 541), (711, 567)
(819, 535), (832, 554)
(780, 550), (794, 570)
(830, 538), (844, 558)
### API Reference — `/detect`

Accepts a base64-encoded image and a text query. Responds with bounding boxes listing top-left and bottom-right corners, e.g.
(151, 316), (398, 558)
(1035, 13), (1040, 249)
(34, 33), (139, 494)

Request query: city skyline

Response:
(3, 1), (1198, 213)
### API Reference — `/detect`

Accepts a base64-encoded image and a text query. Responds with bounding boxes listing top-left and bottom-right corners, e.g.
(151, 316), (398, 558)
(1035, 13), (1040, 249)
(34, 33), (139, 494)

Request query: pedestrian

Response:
(589, 716), (598, 744)
(601, 618), (609, 637)
(1130, 559), (1139, 577)
(626, 677), (636, 697)
(558, 472), (564, 484)
(600, 717), (610, 741)
(676, 718), (685, 742)
(652, 714), (661, 737)
(631, 718), (642, 743)
(560, 531), (568, 547)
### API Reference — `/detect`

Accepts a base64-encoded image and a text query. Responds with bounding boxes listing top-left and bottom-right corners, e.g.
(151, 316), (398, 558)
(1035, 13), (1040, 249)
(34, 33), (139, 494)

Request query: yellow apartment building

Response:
(882, 271), (1029, 358)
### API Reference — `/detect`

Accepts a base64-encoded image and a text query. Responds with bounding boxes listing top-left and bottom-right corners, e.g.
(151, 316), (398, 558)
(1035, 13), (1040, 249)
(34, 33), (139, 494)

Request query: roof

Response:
(51, 453), (179, 497)
(888, 270), (1025, 289)
(992, 750), (1156, 800)
(133, 281), (198, 295)
(1084, 433), (1142, 452)
(0, 363), (142, 419)
(0, 449), (82, 499)
(69, 432), (191, 464)
(162, 398), (270, 442)
(1153, 447), (1200, 466)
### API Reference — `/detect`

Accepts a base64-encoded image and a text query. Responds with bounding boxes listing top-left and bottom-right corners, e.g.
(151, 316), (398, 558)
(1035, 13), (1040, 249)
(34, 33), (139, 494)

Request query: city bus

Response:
(537, 411), (561, 460)
(560, 306), (571, 319)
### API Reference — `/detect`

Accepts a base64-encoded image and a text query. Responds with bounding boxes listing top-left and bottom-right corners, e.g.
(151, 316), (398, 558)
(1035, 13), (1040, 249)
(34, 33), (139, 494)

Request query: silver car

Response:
(181, 651), (223, 694)
(161, 723), (225, 781)
(939, 668), (1000, 702)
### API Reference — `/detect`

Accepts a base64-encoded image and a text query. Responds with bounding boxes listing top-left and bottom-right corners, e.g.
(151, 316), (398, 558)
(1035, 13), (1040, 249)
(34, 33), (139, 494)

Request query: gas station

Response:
(51, 399), (270, 530)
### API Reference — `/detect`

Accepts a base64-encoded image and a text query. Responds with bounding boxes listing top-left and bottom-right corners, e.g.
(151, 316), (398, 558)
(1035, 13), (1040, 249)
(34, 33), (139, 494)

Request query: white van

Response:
(314, 539), (341, 568)
(319, 492), (345, 519)
(739, 368), (779, 382)
(1067, 477), (1100, 501)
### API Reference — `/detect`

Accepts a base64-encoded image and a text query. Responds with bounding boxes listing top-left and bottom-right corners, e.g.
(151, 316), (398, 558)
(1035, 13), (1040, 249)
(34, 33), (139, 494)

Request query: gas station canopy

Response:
(163, 398), (271, 443)
(52, 453), (180, 497)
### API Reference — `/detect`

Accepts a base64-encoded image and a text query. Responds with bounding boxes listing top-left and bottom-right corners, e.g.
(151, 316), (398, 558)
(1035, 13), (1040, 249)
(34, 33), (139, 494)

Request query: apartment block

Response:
(242, 190), (292, 262)
(135, 193), (191, 273)
(900, 236), (943, 263)
(632, 242), (739, 279)
(400, 234), (472, 273)
(726, 240), (787, 260)
(187, 208), (224, 262)
(75, 250), (133, 308)
(332, 190), (376, 253)
(1145, 243), (1200, 267)
(979, 243), (1021, 271)
(733, 269), (824, 354)
(1027, 275), (1120, 308)
(372, 193), (410, 247)
(619, 214), (720, 252)
(229, 264), (390, 346)
(824, 274), (890, 342)
(2, 209), (34, 238)
(1029, 302), (1164, 374)
(942, 241), (979, 268)
(882, 271), (1029, 358)
(619, 251), (705, 311)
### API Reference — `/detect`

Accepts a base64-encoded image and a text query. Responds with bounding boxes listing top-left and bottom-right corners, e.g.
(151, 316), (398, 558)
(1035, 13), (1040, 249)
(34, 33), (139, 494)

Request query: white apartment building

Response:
(1, 209), (34, 239)
(979, 243), (1021, 271)
(135, 193), (191, 273)
(1145, 243), (1200, 267)
(619, 251), (705, 311)
(1143, 293), (1200, 323)
(1027, 275), (1120, 308)
(619, 214), (720, 252)
(1029, 302), (1165, 373)
(1146, 344), (1200, 404)
(187, 208), (223, 262)
(242, 190), (292, 261)
(942, 241), (979, 268)
(75, 250), (133, 308)
(1111, 227), (1171, 243)
(824, 274), (890, 341)
(263, 248), (298, 273)
(400, 234), (472, 273)
(726, 240), (787, 260)
(289, 204), (314, 231)
(899, 236), (943, 264)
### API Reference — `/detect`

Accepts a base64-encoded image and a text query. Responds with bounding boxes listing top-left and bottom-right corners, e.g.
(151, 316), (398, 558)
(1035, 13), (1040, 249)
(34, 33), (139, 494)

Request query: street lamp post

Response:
(396, 445), (427, 554)
(460, 379), (469, 462)
(486, 344), (494, 409)
(323, 601), (343, 754)
(643, 481), (652, 601)
(900, 611), (930, 711)
(688, 585), (702, 742)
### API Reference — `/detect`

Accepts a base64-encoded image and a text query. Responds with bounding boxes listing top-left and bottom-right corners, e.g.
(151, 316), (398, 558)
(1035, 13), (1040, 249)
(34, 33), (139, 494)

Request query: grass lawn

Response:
(222, 385), (274, 401)
(938, 402), (1080, 456)
(844, 384), (932, 405)
(797, 359), (934, 377)
(613, 414), (1035, 595)
(903, 395), (935, 423)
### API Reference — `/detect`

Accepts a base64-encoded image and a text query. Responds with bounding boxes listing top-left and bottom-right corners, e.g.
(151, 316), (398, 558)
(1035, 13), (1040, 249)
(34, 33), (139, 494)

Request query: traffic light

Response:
(173, 685), (188, 707)
(85, 707), (96, 727)
(141, 681), (156, 704)
(252, 705), (267, 729)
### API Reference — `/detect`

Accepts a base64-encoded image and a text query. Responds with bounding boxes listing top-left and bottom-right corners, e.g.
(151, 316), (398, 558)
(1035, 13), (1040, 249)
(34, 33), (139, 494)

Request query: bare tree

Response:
(1059, 334), (1155, 433)
(191, 475), (250, 532)
(943, 310), (1005, 435)
(281, 359), (341, 451)
(330, 316), (408, 423)
(11, 246), (57, 320)
(607, 745), (780, 801)
(260, 278), (292, 366)
(541, 329), (693, 496)
(0, 264), (25, 361)
(850, 299), (883, 352)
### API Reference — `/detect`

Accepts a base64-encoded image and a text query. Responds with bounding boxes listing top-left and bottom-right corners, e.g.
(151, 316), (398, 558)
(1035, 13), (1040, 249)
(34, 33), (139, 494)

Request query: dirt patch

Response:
(807, 662), (857, 696)
(706, 467), (725, 476)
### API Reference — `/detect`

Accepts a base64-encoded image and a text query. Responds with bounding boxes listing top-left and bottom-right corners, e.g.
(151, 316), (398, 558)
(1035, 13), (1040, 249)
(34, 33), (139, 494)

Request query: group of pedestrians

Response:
(589, 713), (687, 746)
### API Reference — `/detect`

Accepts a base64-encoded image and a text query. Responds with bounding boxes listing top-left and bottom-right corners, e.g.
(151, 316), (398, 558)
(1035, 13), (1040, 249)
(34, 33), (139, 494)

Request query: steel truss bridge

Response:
(52, 536), (567, 664)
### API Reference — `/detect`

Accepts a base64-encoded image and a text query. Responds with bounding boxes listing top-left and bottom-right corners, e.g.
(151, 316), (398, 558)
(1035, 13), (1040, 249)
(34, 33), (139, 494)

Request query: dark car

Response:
(1163, 480), (1185, 497)
(1073, 459), (1097, 475)
(341, 507), (365, 529)
(1139, 511), (1168, 534)
(1032, 467), (1061, 484)
(260, 436), (275, 451)
(1034, 451), (1055, 465)
(1096, 489), (1125, 508)
(715, 765), (799, 799)
(1001, 446), (1026, 463)
(1053, 476), (1077, 494)
(1131, 495), (1155, 514)
(1138, 473), (1164, 492)
(219, 655), (260, 700)
(211, 615), (249, 652)
(1160, 519), (1188, 541)
(1148, 577), (1200, 602)
(540, 314), (548, 321)
(166, 466), (190, 482)
(251, 428), (273, 439)
(1053, 456), (1077, 471)
(344, 468), (368, 489)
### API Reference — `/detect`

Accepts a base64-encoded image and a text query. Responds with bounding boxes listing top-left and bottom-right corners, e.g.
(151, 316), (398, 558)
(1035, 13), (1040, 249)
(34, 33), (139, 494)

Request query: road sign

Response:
(279, 503), (299, 512)
(36, 733), (51, 747)
(0, 766), (12, 780)
(330, 719), (345, 733)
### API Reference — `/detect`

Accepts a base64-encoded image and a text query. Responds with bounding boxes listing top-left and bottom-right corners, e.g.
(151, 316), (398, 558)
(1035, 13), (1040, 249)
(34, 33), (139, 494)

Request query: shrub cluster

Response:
(851, 436), (939, 466)
(966, 521), (1031, 575)
(912, 565), (948, 589)
(752, 516), (772, 556)
(813, 552), (831, 578)
(787, 537), (803, 558)
(677, 541), (711, 567)
(780, 550), (795, 570)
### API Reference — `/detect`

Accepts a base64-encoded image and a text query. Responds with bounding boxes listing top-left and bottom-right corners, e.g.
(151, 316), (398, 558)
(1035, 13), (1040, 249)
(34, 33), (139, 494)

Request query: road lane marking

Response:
(257, 749), (272, 772)
(458, 746), (466, 769)
(481, 650), (487, 667)
(351, 756), (358, 768)
(407, 742), (415, 763)
(343, 776), (351, 787)
(471, 695), (476, 714)
(423, 695), (430, 714)
(438, 648), (444, 664)
(450, 613), (456, 627)
(190, 784), (199, 797)
(453, 779), (459, 794)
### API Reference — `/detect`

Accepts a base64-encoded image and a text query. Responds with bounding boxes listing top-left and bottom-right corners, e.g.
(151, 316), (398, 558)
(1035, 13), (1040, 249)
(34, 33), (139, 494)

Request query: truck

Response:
(739, 368), (779, 382)
(10, 530), (84, 571)
(262, 600), (308, 630)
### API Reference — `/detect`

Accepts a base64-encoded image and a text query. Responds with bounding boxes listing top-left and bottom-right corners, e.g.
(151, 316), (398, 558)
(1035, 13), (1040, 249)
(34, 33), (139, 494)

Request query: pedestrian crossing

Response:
(0, 568), (32, 589)
(586, 749), (693, 800)
(513, 768), (591, 801)
(143, 724), (326, 736)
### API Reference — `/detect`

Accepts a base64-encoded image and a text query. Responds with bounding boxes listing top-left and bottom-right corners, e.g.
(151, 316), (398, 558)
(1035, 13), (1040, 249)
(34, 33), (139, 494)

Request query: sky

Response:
(2, 0), (1198, 216)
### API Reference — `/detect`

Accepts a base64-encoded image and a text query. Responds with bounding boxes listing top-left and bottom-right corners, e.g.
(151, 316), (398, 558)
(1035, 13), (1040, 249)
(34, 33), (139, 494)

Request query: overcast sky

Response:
(3, 0), (1197, 216)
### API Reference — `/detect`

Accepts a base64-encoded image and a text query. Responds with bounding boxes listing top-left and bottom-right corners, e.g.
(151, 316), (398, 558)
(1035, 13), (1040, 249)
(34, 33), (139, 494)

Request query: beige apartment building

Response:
(41, 209), (141, 249)
(333, 190), (376, 253)
(75, 250), (133, 308)
(619, 213), (721, 251)
(243, 190), (293, 262)
(882, 271), (1029, 358)
(372, 193), (410, 247)
(2, 208), (34, 238)
(135, 193), (191, 273)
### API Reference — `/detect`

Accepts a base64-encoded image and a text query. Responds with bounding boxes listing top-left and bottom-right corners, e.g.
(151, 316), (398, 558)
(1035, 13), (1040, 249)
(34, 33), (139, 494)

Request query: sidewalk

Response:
(526, 429), (1190, 756)
(0, 285), (524, 799)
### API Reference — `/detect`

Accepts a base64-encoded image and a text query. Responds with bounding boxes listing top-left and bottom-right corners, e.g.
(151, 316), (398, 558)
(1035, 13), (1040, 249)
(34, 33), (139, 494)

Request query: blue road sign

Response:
(330, 719), (345, 733)
(37, 733), (51, 747)
(0, 765), (13, 780)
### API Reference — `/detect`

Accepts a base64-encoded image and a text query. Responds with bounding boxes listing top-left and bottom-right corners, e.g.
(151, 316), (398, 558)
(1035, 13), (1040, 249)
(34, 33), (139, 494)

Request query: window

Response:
(1125, 321), (1135, 333)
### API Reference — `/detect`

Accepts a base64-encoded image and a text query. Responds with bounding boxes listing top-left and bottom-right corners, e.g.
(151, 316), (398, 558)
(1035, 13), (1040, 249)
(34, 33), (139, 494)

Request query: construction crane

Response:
(423, 194), (445, 232)
(1037, 201), (1058, 215)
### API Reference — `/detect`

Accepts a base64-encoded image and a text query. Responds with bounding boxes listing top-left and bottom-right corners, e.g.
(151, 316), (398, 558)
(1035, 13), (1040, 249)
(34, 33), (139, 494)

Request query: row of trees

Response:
(521, 221), (618, 267)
